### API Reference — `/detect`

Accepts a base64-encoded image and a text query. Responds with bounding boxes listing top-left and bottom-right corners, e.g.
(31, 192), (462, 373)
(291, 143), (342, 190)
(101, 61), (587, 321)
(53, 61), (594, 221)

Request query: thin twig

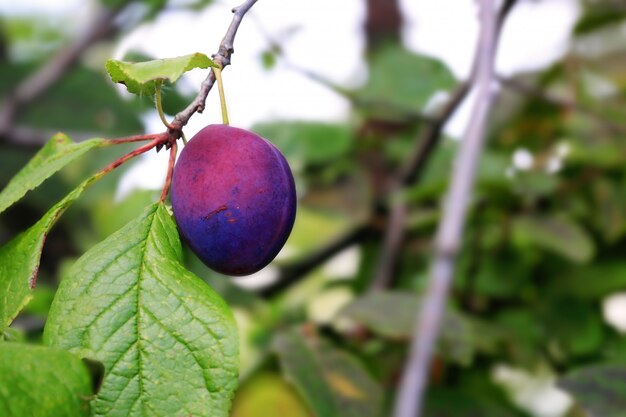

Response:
(97, 135), (168, 179)
(499, 76), (626, 135)
(368, 200), (408, 291)
(0, 2), (129, 137)
(108, 133), (163, 145)
(171, 0), (258, 129)
(392, 1), (500, 417)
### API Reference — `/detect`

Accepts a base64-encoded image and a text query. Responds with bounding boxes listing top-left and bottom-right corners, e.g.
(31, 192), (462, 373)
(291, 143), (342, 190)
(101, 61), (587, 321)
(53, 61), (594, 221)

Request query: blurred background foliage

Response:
(2, 0), (626, 416)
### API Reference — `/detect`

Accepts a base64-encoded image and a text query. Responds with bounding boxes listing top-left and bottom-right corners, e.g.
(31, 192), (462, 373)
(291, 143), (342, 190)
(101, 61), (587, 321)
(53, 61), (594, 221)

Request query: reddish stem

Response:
(108, 132), (165, 145)
(97, 136), (165, 178)
(159, 140), (178, 202)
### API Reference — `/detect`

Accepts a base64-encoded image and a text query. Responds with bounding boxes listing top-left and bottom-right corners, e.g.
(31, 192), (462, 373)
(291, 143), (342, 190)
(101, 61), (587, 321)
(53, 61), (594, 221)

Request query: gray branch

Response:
(392, 1), (500, 416)
(172, 0), (258, 129)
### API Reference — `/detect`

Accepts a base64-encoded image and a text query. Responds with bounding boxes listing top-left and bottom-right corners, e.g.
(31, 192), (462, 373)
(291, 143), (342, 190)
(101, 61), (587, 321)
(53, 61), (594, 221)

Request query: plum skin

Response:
(171, 124), (297, 276)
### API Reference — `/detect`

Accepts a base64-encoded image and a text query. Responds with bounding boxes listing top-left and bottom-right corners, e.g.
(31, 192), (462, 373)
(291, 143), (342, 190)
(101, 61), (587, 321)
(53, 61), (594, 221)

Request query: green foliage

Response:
(273, 328), (383, 417)
(253, 122), (353, 166)
(357, 45), (455, 115)
(44, 203), (239, 417)
(559, 365), (626, 416)
(511, 215), (595, 263)
(2, 1), (626, 416)
(0, 175), (99, 332)
(106, 53), (216, 96)
(0, 343), (92, 417)
(231, 373), (311, 417)
(0, 64), (144, 136)
(0, 134), (106, 215)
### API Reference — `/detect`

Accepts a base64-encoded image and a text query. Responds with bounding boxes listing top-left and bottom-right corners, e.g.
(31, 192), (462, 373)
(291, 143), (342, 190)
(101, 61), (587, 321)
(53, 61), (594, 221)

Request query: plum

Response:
(171, 124), (297, 276)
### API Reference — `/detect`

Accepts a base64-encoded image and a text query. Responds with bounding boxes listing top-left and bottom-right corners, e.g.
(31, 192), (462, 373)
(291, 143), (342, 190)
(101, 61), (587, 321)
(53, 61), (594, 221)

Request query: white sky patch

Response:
(231, 264), (279, 290)
(115, 0), (365, 132)
(0, 0), (85, 16)
(322, 245), (361, 280)
(400, 0), (581, 139)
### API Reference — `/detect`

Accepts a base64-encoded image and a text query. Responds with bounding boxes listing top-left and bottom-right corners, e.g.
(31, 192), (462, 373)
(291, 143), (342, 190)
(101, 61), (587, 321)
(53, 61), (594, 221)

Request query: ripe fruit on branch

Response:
(171, 124), (297, 276)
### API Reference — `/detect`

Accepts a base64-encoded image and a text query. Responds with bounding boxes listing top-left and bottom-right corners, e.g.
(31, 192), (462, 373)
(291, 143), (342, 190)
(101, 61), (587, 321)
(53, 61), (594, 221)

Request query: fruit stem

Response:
(98, 134), (166, 179)
(155, 81), (172, 128)
(108, 133), (161, 145)
(214, 66), (230, 125)
(159, 140), (178, 202)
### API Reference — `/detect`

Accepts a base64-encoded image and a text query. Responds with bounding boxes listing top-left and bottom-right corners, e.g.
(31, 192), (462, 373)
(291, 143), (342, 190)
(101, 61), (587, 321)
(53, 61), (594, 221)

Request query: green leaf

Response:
(0, 176), (98, 331)
(511, 215), (595, 263)
(253, 122), (353, 166)
(0, 133), (106, 215)
(106, 53), (216, 96)
(273, 328), (382, 417)
(357, 45), (455, 113)
(559, 365), (626, 417)
(44, 203), (239, 417)
(541, 299), (604, 359)
(548, 262), (626, 299)
(339, 291), (474, 365)
(0, 343), (92, 417)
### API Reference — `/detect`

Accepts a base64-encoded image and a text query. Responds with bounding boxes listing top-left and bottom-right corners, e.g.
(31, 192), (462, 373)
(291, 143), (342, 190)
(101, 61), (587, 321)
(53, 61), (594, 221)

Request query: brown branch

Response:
(499, 75), (626, 135)
(368, 0), (519, 293)
(392, 1), (500, 416)
(0, 2), (129, 138)
(368, 200), (408, 291)
(171, 0), (258, 129)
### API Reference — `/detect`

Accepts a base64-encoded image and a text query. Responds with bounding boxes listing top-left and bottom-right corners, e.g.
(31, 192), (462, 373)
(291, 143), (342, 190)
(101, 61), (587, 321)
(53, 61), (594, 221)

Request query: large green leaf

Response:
(44, 203), (239, 417)
(559, 365), (626, 417)
(357, 45), (455, 113)
(106, 53), (216, 96)
(511, 215), (595, 263)
(253, 122), (353, 166)
(0, 343), (92, 417)
(273, 328), (382, 417)
(0, 175), (98, 332)
(0, 133), (106, 215)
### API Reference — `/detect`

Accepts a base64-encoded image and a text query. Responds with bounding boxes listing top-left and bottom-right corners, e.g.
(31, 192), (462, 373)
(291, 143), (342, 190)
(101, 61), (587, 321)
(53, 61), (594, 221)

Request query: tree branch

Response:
(392, 1), (500, 416)
(0, 2), (129, 137)
(368, 0), (519, 293)
(171, 0), (258, 129)
(499, 75), (626, 135)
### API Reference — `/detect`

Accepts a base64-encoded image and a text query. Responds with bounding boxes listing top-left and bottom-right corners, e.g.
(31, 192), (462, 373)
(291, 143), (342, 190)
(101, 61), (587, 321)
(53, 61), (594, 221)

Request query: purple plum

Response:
(171, 124), (297, 276)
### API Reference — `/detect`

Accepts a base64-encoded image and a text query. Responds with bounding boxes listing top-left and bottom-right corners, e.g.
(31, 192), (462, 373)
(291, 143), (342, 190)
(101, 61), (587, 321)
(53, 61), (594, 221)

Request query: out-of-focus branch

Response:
(392, 1), (500, 417)
(171, 0), (258, 129)
(0, 3), (129, 138)
(258, 224), (370, 298)
(0, 127), (56, 149)
(499, 76), (626, 135)
(368, 0), (518, 293)
(251, 0), (520, 297)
